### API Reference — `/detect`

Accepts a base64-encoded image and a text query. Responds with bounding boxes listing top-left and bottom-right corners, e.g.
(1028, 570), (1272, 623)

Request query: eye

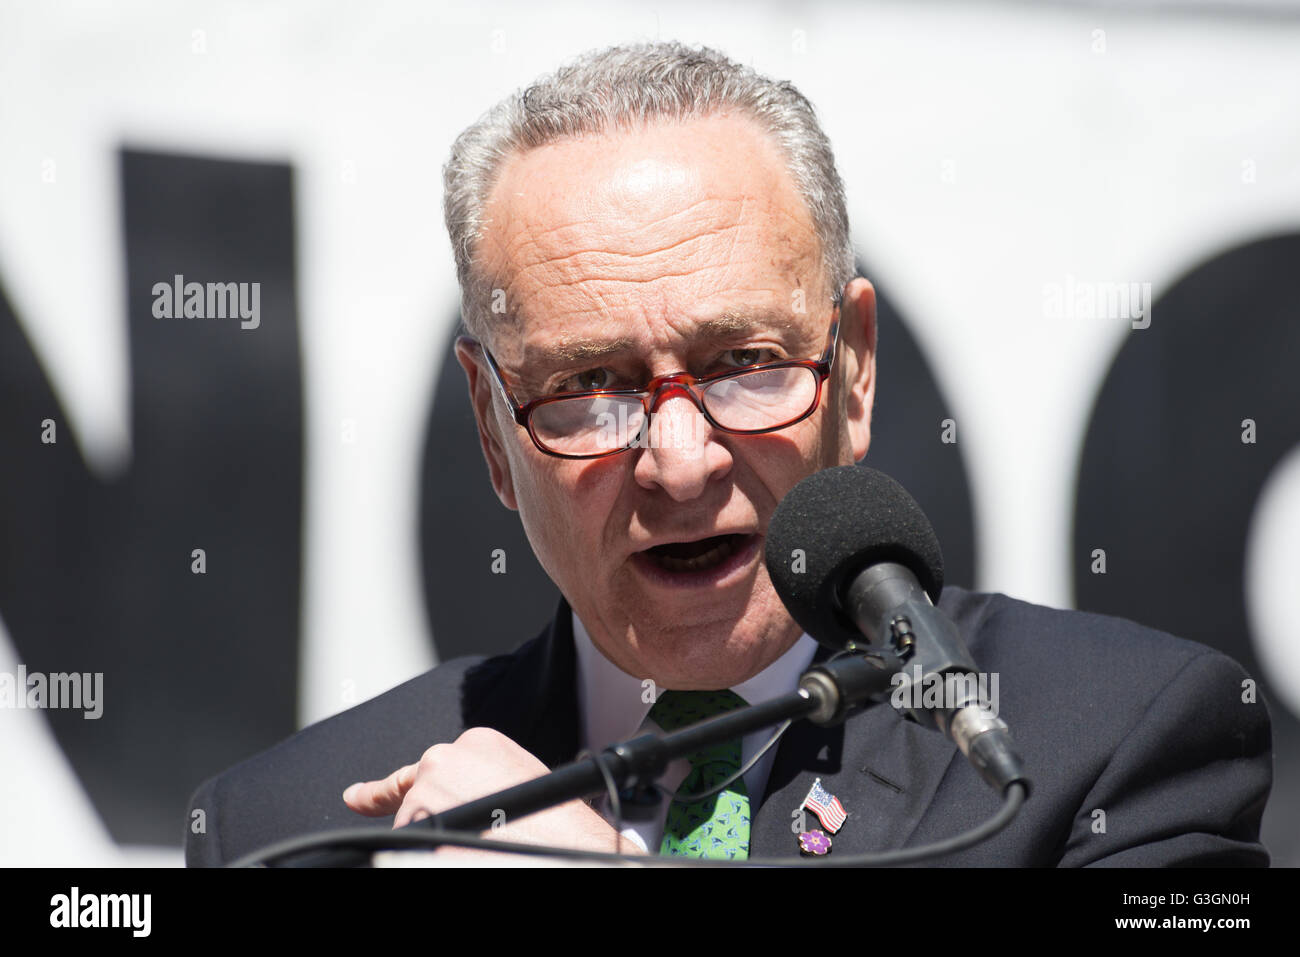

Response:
(556, 367), (615, 393)
(720, 347), (780, 369)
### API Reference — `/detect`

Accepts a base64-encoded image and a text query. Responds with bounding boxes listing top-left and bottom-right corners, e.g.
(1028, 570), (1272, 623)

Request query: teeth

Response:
(657, 538), (737, 572)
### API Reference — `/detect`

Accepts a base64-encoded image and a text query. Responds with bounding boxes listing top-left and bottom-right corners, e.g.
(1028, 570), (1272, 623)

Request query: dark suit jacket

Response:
(185, 587), (1272, 866)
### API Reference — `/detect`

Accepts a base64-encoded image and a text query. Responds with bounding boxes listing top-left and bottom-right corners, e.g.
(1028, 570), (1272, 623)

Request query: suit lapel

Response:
(752, 593), (992, 858)
(751, 670), (960, 859)
(460, 598), (582, 770)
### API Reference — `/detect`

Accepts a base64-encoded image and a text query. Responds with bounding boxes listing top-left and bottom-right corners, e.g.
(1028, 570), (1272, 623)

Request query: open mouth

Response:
(638, 533), (756, 579)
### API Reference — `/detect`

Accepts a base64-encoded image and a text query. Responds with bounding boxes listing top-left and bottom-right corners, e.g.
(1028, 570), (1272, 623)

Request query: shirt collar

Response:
(571, 610), (820, 753)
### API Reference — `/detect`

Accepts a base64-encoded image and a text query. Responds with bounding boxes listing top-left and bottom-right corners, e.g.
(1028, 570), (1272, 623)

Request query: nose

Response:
(632, 388), (732, 501)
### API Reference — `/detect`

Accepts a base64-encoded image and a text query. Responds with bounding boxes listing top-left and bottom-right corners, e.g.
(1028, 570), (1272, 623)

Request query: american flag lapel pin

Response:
(800, 777), (847, 835)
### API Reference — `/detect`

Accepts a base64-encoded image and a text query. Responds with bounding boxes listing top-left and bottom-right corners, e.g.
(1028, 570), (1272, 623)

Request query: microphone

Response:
(765, 465), (1028, 795)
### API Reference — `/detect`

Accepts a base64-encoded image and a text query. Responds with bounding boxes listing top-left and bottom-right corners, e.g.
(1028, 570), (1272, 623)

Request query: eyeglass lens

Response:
(529, 366), (819, 454)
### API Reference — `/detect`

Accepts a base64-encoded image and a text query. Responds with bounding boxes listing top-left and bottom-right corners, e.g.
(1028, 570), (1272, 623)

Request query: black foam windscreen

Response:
(764, 465), (945, 648)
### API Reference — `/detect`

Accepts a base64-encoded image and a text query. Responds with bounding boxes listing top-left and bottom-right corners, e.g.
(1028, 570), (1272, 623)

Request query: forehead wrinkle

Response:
(502, 215), (748, 296)
(519, 195), (727, 253)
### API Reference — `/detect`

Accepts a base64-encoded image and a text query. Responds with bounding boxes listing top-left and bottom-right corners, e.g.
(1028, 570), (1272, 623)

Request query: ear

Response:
(839, 277), (877, 463)
(454, 336), (519, 511)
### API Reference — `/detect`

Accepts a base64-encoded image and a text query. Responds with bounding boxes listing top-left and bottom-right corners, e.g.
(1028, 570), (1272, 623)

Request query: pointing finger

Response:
(342, 763), (417, 816)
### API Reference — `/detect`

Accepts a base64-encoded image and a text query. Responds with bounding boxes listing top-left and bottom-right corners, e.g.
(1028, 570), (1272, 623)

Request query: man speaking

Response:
(186, 42), (1271, 866)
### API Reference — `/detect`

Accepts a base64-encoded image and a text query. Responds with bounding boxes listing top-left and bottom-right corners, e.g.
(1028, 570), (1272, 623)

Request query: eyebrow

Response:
(520, 309), (806, 366)
(526, 334), (637, 365)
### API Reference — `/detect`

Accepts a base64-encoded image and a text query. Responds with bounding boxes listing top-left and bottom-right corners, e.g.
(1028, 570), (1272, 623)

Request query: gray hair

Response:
(443, 41), (855, 338)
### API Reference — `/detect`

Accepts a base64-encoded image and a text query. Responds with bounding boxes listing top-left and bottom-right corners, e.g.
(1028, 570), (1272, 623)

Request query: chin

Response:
(634, 613), (790, 691)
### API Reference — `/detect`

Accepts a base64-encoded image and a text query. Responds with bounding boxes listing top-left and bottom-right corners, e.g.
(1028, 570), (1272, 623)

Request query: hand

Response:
(342, 726), (643, 860)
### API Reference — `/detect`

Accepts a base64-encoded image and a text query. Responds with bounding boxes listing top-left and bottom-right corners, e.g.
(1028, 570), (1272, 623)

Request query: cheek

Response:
(753, 403), (842, 482)
(510, 452), (626, 555)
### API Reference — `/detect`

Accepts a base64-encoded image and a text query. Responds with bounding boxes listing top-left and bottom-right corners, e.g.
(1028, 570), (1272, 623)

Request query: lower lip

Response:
(630, 534), (761, 589)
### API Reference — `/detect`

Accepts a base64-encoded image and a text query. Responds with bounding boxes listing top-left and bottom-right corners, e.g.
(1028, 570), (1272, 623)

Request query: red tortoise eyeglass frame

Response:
(463, 299), (843, 460)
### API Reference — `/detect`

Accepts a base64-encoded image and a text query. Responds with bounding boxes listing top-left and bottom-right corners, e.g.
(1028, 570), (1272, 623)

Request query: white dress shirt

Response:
(571, 611), (820, 852)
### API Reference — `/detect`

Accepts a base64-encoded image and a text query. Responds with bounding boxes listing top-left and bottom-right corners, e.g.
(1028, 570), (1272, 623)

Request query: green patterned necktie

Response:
(648, 689), (750, 860)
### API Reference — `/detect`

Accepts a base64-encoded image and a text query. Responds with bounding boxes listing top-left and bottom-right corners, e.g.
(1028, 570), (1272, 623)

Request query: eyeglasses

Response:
(468, 304), (841, 460)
